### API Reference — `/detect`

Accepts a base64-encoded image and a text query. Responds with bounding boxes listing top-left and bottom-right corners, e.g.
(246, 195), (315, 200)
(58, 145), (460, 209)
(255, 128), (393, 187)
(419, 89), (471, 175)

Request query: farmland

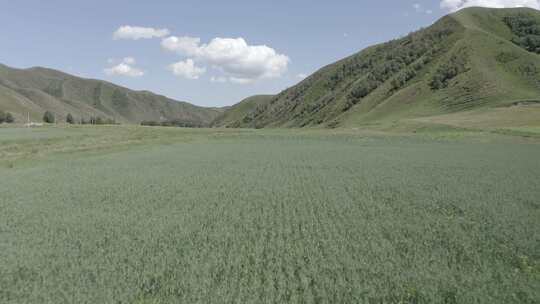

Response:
(1, 126), (539, 303)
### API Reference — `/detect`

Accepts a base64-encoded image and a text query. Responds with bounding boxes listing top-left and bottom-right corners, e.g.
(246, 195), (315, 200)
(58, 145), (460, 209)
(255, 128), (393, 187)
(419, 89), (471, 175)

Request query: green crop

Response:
(1, 126), (539, 303)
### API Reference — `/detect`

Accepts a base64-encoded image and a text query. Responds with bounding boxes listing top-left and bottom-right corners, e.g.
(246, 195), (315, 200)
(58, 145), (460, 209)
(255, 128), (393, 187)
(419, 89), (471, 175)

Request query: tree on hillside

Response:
(0, 111), (6, 123)
(66, 113), (75, 124)
(43, 111), (55, 123)
(5, 112), (14, 123)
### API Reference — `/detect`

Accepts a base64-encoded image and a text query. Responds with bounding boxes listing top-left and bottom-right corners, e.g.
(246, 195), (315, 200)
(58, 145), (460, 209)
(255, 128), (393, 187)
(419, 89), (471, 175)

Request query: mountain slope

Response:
(0, 64), (221, 125)
(211, 95), (274, 127)
(227, 7), (540, 129)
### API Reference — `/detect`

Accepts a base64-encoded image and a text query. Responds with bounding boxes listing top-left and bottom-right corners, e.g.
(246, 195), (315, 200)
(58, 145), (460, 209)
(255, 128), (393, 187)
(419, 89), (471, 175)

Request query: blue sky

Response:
(1, 0), (538, 107)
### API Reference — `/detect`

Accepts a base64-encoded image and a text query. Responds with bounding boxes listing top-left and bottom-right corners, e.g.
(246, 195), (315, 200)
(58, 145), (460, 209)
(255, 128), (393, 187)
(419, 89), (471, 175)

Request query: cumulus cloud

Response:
(104, 64), (144, 77)
(413, 3), (434, 14)
(122, 57), (136, 65)
(113, 26), (170, 40)
(104, 57), (144, 77)
(162, 36), (289, 84)
(210, 76), (227, 83)
(168, 59), (206, 79)
(440, 0), (540, 11)
(161, 36), (201, 56)
(297, 73), (308, 79)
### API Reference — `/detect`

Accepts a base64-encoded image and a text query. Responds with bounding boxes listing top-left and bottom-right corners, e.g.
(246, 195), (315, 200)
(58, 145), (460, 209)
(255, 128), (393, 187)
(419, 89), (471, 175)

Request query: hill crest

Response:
(0, 64), (221, 125)
(218, 7), (540, 129)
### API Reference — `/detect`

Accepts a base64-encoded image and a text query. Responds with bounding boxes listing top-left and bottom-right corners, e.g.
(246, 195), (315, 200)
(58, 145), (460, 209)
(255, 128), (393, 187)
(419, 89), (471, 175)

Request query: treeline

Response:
(429, 48), (469, 90)
(339, 17), (461, 111)
(141, 119), (204, 128)
(80, 117), (118, 125)
(504, 14), (540, 54)
(43, 111), (118, 125)
(241, 16), (463, 121)
(0, 111), (15, 124)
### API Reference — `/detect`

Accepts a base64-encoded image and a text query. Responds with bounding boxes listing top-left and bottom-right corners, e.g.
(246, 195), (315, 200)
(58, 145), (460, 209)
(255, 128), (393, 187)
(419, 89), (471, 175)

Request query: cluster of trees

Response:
(141, 119), (204, 128)
(430, 50), (469, 90)
(240, 18), (463, 122)
(43, 111), (56, 123)
(0, 111), (15, 124)
(504, 14), (540, 54)
(80, 117), (117, 125)
(43, 111), (117, 125)
(340, 18), (461, 111)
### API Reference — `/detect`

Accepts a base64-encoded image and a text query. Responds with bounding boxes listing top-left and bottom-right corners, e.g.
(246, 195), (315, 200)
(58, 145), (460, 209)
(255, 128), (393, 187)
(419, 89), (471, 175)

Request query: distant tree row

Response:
(504, 14), (540, 54)
(42, 111), (117, 125)
(141, 119), (204, 128)
(0, 111), (15, 124)
(80, 116), (117, 125)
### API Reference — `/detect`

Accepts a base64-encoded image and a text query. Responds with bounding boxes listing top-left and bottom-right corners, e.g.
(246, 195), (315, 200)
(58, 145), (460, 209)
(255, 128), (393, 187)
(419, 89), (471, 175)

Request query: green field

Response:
(1, 126), (539, 303)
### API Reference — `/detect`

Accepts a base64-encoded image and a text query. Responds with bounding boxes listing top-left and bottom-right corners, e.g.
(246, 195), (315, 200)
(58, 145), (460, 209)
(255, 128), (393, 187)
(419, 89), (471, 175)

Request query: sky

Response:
(1, 0), (539, 107)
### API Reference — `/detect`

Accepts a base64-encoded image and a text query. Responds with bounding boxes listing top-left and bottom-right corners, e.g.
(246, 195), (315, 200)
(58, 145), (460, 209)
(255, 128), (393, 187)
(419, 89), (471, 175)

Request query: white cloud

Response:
(161, 36), (201, 56)
(104, 57), (144, 77)
(113, 25), (170, 40)
(122, 57), (136, 65)
(104, 63), (144, 77)
(210, 76), (227, 83)
(297, 73), (308, 79)
(441, 0), (540, 11)
(162, 36), (289, 83)
(168, 59), (206, 79)
(413, 3), (435, 14)
(229, 77), (256, 84)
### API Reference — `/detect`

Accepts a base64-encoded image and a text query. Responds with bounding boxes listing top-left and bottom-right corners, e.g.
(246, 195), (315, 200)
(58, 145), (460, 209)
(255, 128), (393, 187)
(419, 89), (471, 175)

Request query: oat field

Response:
(1, 126), (539, 303)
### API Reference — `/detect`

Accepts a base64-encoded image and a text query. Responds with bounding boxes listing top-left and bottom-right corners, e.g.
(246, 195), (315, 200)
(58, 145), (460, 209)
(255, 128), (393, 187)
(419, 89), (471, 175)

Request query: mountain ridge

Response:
(218, 7), (540, 129)
(0, 64), (222, 125)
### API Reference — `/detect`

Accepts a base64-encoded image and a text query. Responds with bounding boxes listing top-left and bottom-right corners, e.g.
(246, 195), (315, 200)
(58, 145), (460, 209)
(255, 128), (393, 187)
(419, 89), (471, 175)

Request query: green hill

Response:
(225, 7), (540, 129)
(211, 95), (274, 127)
(0, 64), (221, 125)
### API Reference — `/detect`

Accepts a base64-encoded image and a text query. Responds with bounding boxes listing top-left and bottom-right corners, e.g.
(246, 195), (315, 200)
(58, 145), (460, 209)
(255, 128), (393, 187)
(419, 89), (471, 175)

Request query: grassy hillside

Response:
(229, 7), (540, 129)
(0, 64), (221, 125)
(211, 95), (274, 127)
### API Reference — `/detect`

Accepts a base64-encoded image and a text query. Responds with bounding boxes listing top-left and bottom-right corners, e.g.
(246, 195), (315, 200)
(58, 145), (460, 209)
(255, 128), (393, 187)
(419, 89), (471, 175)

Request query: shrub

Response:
(43, 111), (55, 123)
(390, 68), (417, 91)
(430, 50), (468, 90)
(504, 14), (540, 54)
(5, 112), (14, 123)
(66, 113), (75, 124)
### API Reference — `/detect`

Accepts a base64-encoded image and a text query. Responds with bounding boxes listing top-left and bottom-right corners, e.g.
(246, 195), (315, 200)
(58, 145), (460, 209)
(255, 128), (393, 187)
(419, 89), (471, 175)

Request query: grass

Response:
(1, 126), (539, 303)
(212, 95), (274, 128)
(410, 104), (540, 130)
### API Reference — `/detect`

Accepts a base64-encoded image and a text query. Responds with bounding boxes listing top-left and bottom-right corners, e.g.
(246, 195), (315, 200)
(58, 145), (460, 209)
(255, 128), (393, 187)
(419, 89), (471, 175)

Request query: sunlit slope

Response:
(0, 64), (221, 124)
(228, 7), (540, 128)
(211, 95), (274, 127)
